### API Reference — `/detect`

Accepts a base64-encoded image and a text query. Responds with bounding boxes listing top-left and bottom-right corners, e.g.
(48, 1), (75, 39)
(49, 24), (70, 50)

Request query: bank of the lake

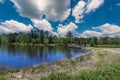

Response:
(9, 43), (57, 47)
(0, 45), (87, 69)
(0, 47), (120, 80)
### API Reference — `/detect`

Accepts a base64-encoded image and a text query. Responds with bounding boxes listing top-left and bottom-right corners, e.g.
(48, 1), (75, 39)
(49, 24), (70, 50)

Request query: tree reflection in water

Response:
(0, 45), (87, 68)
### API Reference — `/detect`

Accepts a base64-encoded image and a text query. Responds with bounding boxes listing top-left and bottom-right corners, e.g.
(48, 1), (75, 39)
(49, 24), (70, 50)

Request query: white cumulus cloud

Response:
(57, 22), (78, 37)
(72, 0), (104, 23)
(10, 0), (70, 21)
(80, 23), (120, 38)
(116, 3), (120, 6)
(0, 20), (33, 34)
(72, 1), (86, 23)
(32, 19), (53, 32)
(0, 0), (4, 3)
(93, 23), (120, 37)
(80, 30), (101, 38)
(86, 0), (104, 13)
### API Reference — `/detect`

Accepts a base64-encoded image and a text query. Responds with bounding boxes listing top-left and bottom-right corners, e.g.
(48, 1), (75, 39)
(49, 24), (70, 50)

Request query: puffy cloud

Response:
(0, 0), (4, 3)
(80, 23), (120, 38)
(0, 25), (11, 34)
(72, 1), (86, 23)
(86, 0), (104, 13)
(0, 20), (33, 34)
(32, 19), (58, 37)
(80, 30), (101, 38)
(32, 19), (53, 32)
(72, 0), (104, 22)
(51, 32), (58, 37)
(42, 0), (71, 21)
(10, 0), (42, 19)
(10, 0), (70, 21)
(93, 23), (120, 37)
(57, 22), (78, 37)
(116, 3), (120, 6)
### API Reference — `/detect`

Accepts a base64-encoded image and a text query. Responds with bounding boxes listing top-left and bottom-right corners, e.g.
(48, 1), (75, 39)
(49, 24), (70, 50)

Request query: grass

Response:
(41, 64), (120, 80)
(41, 60), (120, 80)
(0, 48), (120, 80)
(0, 75), (7, 80)
(95, 53), (105, 60)
(96, 45), (120, 48)
(69, 60), (76, 67)
(40, 48), (120, 80)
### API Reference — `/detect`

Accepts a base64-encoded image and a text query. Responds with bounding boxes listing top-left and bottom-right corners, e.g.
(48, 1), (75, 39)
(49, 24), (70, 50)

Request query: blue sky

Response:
(0, 0), (120, 37)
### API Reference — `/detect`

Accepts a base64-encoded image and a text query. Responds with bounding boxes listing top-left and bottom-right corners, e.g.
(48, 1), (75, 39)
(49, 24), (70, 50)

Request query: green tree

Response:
(40, 30), (44, 44)
(66, 31), (73, 44)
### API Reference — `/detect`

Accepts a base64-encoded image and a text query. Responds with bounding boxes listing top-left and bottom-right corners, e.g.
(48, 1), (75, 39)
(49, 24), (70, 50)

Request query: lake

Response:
(0, 45), (87, 69)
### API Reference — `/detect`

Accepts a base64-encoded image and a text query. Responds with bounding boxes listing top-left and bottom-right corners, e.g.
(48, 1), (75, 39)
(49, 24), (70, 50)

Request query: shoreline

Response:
(9, 43), (57, 47)
(0, 47), (120, 80)
(0, 47), (89, 70)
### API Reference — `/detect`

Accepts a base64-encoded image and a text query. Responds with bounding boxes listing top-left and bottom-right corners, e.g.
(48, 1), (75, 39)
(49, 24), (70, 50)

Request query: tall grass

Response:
(0, 75), (7, 80)
(0, 48), (120, 80)
(41, 49), (120, 80)
(41, 64), (120, 80)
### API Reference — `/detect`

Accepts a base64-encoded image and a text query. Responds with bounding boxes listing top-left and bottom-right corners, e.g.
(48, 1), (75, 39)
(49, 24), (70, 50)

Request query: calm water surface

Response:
(0, 45), (87, 69)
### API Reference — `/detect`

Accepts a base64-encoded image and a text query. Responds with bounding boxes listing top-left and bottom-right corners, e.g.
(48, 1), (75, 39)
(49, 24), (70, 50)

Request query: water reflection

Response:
(0, 45), (87, 68)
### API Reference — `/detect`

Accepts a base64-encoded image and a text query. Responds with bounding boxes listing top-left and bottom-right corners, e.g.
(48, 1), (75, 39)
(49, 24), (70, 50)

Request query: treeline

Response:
(0, 30), (120, 47)
(0, 30), (57, 44)
(85, 37), (120, 47)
